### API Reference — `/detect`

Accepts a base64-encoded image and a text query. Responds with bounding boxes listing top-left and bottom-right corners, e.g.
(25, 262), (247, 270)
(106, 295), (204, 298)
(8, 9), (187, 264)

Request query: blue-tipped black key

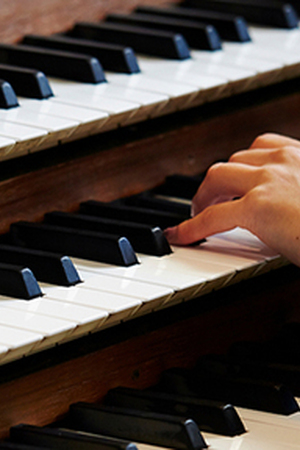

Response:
(0, 79), (19, 109)
(70, 22), (191, 59)
(0, 65), (53, 99)
(105, 12), (222, 50)
(44, 211), (172, 256)
(10, 221), (138, 267)
(135, 5), (251, 42)
(79, 200), (189, 229)
(0, 43), (105, 83)
(10, 424), (138, 450)
(0, 244), (80, 286)
(23, 34), (140, 74)
(105, 386), (245, 437)
(0, 262), (42, 300)
(181, 0), (299, 28)
(70, 403), (208, 450)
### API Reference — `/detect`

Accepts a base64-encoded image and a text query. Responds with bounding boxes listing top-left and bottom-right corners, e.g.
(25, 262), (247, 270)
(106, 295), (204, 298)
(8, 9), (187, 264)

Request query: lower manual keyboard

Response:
(0, 226), (285, 366)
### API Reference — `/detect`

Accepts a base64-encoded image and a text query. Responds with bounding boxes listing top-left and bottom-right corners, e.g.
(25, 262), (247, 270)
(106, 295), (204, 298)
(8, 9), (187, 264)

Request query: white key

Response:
(0, 121), (47, 156)
(73, 249), (233, 308)
(1, 295), (108, 340)
(106, 72), (199, 112)
(49, 79), (170, 121)
(50, 81), (141, 130)
(0, 324), (42, 363)
(43, 285), (142, 326)
(0, 302), (76, 350)
(67, 266), (174, 314)
(138, 56), (228, 104)
(137, 55), (258, 105)
(0, 136), (16, 160)
(191, 48), (284, 87)
(19, 97), (109, 138)
(0, 107), (78, 149)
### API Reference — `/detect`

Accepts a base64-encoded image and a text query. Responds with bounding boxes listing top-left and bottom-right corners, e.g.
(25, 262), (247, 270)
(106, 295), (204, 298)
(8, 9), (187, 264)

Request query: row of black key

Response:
(0, 173), (198, 300)
(7, 322), (300, 449)
(0, 0), (298, 109)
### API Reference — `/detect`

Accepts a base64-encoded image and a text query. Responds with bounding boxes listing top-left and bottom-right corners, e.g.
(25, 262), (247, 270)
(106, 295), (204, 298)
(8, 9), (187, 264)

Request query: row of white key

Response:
(1, 23), (300, 161)
(0, 228), (283, 365)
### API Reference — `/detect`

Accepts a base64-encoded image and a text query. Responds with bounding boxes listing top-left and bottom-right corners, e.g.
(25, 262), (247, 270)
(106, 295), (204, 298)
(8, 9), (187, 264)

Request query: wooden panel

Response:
(0, 264), (298, 439)
(0, 85), (299, 234)
(0, 0), (179, 43)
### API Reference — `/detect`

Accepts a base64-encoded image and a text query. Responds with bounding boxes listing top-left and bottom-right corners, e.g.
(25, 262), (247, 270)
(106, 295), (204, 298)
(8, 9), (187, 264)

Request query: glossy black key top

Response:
(10, 424), (138, 450)
(70, 403), (208, 450)
(0, 262), (42, 299)
(10, 221), (138, 267)
(0, 43), (105, 83)
(0, 65), (53, 99)
(190, 359), (300, 415)
(121, 193), (191, 216)
(0, 443), (48, 450)
(80, 200), (189, 229)
(105, 386), (245, 437)
(0, 79), (19, 109)
(23, 35), (140, 74)
(105, 13), (222, 50)
(71, 22), (191, 59)
(0, 244), (81, 286)
(181, 0), (299, 28)
(154, 174), (205, 200)
(44, 211), (172, 256)
(135, 5), (251, 42)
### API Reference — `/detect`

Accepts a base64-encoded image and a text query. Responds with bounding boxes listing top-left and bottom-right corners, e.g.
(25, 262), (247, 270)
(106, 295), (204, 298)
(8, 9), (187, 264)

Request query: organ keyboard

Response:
(0, 0), (300, 448)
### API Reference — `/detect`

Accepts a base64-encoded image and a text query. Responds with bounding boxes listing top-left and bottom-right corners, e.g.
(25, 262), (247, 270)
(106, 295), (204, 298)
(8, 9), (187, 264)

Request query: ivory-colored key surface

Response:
(19, 97), (109, 138)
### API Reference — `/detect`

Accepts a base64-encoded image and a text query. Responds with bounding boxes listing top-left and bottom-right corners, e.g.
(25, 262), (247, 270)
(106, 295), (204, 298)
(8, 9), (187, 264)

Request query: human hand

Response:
(164, 133), (300, 266)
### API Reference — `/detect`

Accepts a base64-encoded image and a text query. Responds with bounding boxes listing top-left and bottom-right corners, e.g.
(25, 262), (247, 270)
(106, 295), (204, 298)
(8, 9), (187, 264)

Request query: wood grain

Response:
(0, 0), (179, 43)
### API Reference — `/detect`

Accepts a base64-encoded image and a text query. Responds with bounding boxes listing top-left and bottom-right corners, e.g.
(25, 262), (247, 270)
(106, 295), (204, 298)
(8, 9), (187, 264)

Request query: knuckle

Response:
(205, 162), (225, 181)
(250, 133), (275, 148)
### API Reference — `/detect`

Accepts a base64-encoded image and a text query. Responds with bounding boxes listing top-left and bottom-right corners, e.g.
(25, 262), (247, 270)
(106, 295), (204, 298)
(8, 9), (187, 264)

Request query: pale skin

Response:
(164, 133), (300, 267)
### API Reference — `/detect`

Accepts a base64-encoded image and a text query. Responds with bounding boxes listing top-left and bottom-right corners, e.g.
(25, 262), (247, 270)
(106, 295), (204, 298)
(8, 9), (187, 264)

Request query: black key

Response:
(70, 22), (191, 60)
(181, 0), (299, 28)
(10, 424), (138, 450)
(189, 359), (300, 415)
(70, 403), (208, 450)
(0, 65), (53, 99)
(0, 443), (48, 450)
(135, 5), (251, 42)
(230, 323), (300, 365)
(80, 200), (189, 229)
(0, 79), (19, 109)
(0, 244), (81, 286)
(105, 387), (245, 437)
(0, 262), (42, 299)
(0, 43), (105, 83)
(154, 174), (205, 200)
(10, 221), (138, 267)
(23, 35), (140, 74)
(105, 13), (222, 50)
(44, 211), (172, 256)
(121, 193), (191, 216)
(226, 357), (300, 398)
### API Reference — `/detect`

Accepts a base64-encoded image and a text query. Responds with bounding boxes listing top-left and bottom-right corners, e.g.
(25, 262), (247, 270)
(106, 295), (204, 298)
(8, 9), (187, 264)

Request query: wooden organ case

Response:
(0, 0), (300, 445)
